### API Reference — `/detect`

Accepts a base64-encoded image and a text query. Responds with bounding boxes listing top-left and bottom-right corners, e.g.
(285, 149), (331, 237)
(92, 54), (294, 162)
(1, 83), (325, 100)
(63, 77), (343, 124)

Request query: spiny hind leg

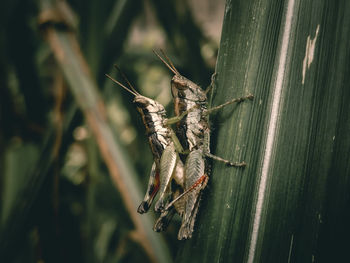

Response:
(137, 162), (160, 213)
(154, 184), (186, 232)
(154, 143), (179, 212)
(163, 173), (208, 214)
(153, 206), (176, 232)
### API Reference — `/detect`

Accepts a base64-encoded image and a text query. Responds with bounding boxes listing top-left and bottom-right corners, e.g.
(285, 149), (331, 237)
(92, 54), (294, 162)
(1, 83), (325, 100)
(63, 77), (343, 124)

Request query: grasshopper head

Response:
(171, 75), (207, 103)
(152, 50), (207, 103)
(133, 95), (166, 115)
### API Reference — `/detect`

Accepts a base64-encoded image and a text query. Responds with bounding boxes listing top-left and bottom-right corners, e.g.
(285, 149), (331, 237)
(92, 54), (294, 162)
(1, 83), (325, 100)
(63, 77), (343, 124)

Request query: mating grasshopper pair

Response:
(106, 51), (253, 240)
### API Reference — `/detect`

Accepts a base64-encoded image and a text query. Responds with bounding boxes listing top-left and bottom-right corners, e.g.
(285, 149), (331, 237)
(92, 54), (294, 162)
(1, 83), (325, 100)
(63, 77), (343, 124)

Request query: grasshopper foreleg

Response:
(165, 105), (199, 125)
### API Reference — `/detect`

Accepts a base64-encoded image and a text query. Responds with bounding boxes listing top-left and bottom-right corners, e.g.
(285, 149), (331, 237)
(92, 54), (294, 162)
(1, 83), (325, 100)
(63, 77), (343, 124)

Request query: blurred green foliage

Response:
(0, 0), (220, 262)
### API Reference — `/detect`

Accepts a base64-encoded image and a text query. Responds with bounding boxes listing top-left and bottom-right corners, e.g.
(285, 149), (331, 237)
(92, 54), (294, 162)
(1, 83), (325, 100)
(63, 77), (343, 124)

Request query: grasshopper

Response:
(106, 67), (193, 223)
(154, 51), (253, 239)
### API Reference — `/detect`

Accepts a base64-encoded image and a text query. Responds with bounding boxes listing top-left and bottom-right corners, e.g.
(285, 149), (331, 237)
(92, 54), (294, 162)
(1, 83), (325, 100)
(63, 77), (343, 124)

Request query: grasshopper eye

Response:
(135, 101), (145, 108)
(176, 84), (188, 90)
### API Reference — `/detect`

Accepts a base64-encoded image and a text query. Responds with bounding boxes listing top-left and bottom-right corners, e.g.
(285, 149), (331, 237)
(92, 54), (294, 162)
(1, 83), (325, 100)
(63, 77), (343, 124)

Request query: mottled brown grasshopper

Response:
(154, 51), (253, 239)
(106, 67), (194, 230)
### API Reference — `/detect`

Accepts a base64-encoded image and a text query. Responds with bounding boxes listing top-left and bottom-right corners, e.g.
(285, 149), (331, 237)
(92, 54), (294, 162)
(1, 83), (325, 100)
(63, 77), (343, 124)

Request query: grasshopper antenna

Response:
(105, 74), (139, 97)
(113, 65), (140, 95)
(159, 49), (180, 75)
(153, 49), (179, 75)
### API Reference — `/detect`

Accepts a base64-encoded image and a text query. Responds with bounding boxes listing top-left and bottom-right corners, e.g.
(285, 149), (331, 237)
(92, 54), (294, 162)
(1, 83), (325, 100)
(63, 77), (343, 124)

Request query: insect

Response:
(105, 67), (193, 229)
(154, 51), (253, 239)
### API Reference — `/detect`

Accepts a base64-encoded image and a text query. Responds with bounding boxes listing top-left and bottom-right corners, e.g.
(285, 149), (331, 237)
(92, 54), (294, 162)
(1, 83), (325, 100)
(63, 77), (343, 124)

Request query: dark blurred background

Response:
(0, 0), (225, 262)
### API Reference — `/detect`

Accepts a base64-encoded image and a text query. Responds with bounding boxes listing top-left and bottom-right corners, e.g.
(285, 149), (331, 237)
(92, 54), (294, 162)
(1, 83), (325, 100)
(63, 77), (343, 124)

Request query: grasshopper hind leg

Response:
(137, 162), (160, 214)
(153, 207), (176, 232)
(154, 143), (182, 212)
(153, 184), (186, 232)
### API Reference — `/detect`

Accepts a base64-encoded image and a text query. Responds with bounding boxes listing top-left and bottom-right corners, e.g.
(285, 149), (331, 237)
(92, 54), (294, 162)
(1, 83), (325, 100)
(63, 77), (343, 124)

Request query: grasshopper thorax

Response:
(133, 95), (167, 136)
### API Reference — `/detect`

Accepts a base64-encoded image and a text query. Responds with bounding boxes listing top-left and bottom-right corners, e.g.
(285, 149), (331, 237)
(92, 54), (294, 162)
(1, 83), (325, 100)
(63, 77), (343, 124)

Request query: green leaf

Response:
(1, 142), (40, 224)
(177, 0), (350, 262)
